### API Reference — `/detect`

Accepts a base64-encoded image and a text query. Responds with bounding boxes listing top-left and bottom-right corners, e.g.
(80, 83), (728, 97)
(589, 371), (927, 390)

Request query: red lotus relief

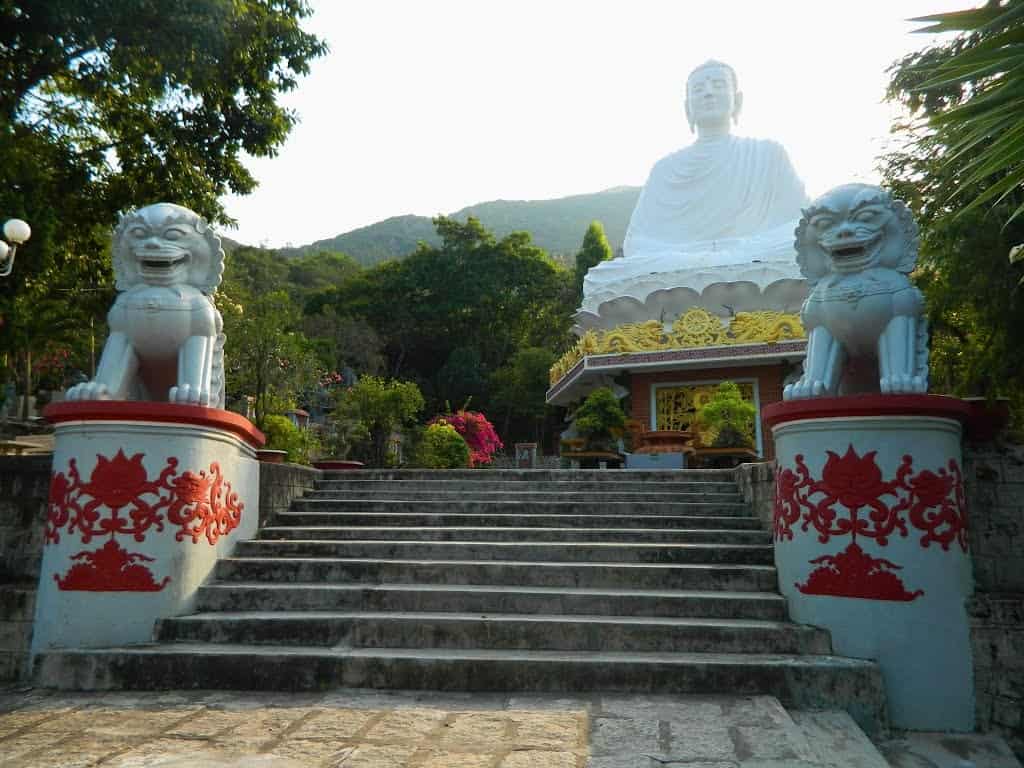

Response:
(45, 450), (246, 591)
(55, 539), (170, 592)
(773, 444), (968, 602)
(82, 450), (151, 510)
(821, 447), (889, 511)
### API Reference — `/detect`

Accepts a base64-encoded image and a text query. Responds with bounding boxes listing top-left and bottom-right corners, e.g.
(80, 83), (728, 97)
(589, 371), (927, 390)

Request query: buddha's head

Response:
(685, 60), (742, 136)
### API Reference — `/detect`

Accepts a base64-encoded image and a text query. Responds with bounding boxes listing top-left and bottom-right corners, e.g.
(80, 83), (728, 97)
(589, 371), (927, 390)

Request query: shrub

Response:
(262, 415), (321, 464)
(430, 410), (503, 467)
(416, 421), (471, 469)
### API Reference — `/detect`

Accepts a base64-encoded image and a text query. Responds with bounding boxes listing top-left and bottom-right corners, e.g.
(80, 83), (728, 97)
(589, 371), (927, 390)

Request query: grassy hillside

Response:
(277, 186), (640, 266)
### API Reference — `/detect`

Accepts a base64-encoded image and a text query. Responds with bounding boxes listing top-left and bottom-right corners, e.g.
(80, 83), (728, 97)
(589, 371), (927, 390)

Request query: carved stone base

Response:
(764, 394), (973, 731)
(34, 402), (264, 652)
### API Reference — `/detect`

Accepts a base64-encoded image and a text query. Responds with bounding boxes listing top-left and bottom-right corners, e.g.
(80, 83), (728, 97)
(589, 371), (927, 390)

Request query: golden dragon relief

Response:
(550, 309), (805, 386)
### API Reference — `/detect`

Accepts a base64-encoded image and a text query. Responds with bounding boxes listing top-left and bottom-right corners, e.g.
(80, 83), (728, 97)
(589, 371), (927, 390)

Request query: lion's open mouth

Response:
(141, 254), (189, 270)
(824, 232), (881, 271)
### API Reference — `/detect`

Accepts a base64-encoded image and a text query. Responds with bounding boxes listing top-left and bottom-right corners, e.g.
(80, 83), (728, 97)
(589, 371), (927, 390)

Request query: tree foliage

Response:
(908, 1), (1024, 224)
(573, 221), (613, 303)
(883, 0), (1024, 400)
(333, 376), (425, 467)
(2, 1), (326, 225)
(316, 216), (575, 409)
(222, 289), (319, 427)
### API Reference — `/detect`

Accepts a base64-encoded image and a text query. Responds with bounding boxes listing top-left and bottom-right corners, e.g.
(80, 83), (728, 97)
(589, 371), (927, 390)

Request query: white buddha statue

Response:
(579, 61), (809, 329)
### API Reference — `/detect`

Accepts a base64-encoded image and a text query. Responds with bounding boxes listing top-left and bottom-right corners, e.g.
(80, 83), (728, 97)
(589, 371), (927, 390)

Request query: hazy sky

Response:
(223, 0), (968, 248)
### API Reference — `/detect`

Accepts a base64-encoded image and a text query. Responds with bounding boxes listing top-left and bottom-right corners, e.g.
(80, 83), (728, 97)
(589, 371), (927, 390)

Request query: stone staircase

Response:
(35, 469), (888, 733)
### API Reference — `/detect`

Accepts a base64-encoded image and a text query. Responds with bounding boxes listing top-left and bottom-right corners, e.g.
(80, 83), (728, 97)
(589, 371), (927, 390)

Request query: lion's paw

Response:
(784, 378), (828, 400)
(66, 382), (111, 401)
(169, 384), (212, 406)
(880, 374), (928, 394)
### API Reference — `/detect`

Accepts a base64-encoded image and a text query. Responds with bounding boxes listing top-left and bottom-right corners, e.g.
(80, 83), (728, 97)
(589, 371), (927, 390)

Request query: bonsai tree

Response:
(696, 381), (755, 448)
(574, 387), (626, 452)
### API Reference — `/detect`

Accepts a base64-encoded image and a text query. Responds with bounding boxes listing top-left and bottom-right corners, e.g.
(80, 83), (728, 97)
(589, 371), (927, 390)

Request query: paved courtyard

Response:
(0, 687), (888, 768)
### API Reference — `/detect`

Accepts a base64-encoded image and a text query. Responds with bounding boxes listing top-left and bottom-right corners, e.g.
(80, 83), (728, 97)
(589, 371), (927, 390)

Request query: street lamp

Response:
(0, 219), (31, 277)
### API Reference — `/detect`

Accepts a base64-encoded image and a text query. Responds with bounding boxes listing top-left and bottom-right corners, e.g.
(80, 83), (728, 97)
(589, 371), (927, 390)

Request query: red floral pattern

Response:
(46, 450), (246, 591)
(796, 542), (924, 601)
(774, 444), (968, 602)
(55, 539), (170, 592)
(773, 445), (967, 551)
(167, 463), (244, 545)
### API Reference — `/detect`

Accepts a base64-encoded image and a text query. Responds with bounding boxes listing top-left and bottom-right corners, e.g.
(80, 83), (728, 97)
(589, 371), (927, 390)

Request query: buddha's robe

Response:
(584, 135), (807, 300)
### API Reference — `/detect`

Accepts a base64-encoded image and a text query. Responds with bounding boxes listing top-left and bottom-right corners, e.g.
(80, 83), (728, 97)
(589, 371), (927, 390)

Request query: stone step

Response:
(273, 511), (764, 530)
(302, 488), (744, 503)
(313, 478), (742, 493)
(231, 539), (774, 565)
(258, 526), (771, 544)
(318, 469), (738, 483)
(194, 583), (789, 619)
(214, 557), (780, 591)
(288, 498), (751, 516)
(155, 612), (833, 654)
(34, 645), (887, 735)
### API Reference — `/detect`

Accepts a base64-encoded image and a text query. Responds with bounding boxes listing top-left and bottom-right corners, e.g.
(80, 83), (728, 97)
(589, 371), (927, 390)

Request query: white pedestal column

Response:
(764, 394), (974, 731)
(33, 401), (264, 652)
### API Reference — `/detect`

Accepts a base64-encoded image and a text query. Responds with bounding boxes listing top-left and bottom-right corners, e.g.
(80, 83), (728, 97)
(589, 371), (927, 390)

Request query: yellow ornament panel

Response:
(550, 309), (804, 385)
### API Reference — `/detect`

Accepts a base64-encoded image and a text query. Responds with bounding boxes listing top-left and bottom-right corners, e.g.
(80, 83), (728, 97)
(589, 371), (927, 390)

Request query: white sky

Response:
(223, 0), (968, 249)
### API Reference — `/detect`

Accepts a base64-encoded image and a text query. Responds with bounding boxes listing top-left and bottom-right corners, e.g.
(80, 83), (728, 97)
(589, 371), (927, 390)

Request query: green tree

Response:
(223, 290), (319, 427)
(333, 376), (425, 467)
(2, 1), (325, 226)
(883, 2), (1024, 401)
(573, 221), (613, 303)
(302, 308), (386, 377)
(490, 346), (556, 443)
(315, 217), (575, 403)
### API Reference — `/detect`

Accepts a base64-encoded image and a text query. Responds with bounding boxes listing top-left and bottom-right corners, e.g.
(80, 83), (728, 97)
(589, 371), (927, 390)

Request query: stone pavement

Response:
(0, 687), (901, 768)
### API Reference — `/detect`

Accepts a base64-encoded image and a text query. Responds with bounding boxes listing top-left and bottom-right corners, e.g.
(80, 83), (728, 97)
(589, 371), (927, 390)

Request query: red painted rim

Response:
(762, 394), (972, 431)
(43, 401), (266, 448)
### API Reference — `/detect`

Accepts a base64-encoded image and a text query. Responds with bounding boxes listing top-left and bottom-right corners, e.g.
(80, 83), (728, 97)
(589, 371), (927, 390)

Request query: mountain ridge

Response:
(274, 186), (641, 266)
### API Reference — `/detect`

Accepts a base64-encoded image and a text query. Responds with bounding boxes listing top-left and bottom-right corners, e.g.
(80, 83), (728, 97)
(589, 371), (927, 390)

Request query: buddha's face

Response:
(685, 65), (739, 131)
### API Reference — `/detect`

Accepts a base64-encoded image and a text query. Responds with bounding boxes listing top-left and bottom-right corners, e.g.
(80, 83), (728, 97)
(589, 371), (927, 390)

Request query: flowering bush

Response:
(430, 410), (503, 467)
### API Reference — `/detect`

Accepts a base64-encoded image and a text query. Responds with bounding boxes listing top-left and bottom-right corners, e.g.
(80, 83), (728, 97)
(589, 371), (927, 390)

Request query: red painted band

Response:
(762, 394), (971, 432)
(43, 401), (266, 448)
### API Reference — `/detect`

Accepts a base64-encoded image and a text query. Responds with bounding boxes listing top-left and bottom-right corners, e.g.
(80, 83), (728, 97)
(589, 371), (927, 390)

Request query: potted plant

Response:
(695, 381), (755, 448)
(573, 387), (626, 452)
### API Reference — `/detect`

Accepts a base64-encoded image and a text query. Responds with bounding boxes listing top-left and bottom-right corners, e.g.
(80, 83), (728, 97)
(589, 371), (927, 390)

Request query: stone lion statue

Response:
(783, 183), (928, 400)
(66, 203), (226, 407)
